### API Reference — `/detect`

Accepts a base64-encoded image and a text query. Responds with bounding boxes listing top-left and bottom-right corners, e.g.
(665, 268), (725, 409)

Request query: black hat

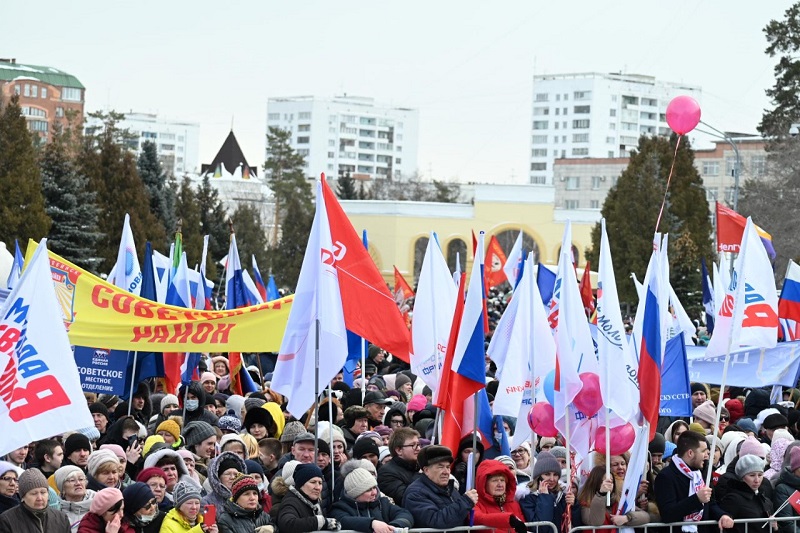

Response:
(89, 402), (110, 420)
(364, 364), (378, 376)
(244, 406), (274, 433)
(418, 445), (454, 468)
(763, 413), (790, 430)
(317, 439), (331, 456)
(649, 432), (666, 455)
(123, 482), (154, 516)
(64, 433), (92, 457)
(217, 457), (242, 477)
(691, 383), (707, 395)
(353, 438), (379, 460)
(363, 391), (392, 406)
(293, 463), (324, 489)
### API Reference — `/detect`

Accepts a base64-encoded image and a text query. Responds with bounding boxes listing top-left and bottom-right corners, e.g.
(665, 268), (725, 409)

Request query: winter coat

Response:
(177, 382), (219, 427)
(141, 449), (196, 504)
(0, 493), (18, 515)
(122, 511), (165, 533)
(217, 499), (273, 533)
(719, 478), (774, 533)
(276, 486), (334, 533)
(472, 460), (525, 533)
(60, 490), (96, 532)
(774, 466), (800, 533)
(268, 474), (290, 520)
(159, 508), (205, 533)
(329, 492), (413, 532)
(654, 460), (728, 533)
(579, 494), (650, 528)
(78, 511), (135, 533)
(0, 503), (71, 533)
(201, 452), (247, 509)
(404, 474), (475, 530)
(521, 488), (582, 532)
(377, 456), (419, 505)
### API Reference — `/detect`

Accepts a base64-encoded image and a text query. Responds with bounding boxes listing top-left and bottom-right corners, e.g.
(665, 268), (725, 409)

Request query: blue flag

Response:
(701, 258), (714, 335)
(343, 230), (369, 386)
(266, 275), (280, 302)
(659, 333), (692, 417)
(537, 263), (557, 307)
(7, 239), (23, 290)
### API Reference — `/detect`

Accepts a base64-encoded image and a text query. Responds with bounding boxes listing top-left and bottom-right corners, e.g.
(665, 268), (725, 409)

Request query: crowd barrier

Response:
(338, 516), (800, 533)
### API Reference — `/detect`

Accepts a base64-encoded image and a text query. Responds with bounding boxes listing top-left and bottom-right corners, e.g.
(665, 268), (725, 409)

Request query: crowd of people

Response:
(2, 346), (800, 533)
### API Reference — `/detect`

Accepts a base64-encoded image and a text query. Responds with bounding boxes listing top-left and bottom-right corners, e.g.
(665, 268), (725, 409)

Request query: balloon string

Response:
(654, 134), (682, 233)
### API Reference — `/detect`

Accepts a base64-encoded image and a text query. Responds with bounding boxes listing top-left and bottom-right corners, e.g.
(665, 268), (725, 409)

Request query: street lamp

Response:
(690, 182), (718, 252)
(697, 120), (741, 212)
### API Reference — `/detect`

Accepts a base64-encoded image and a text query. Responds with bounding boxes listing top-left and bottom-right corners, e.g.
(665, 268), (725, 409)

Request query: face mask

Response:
(257, 482), (265, 492)
(185, 399), (199, 411)
(494, 432), (503, 443)
(137, 513), (155, 523)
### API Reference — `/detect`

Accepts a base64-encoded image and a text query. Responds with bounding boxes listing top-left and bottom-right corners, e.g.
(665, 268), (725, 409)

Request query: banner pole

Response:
(564, 405), (571, 486)
(127, 351), (138, 416)
(327, 384), (335, 490)
(314, 318), (320, 459)
(704, 349), (732, 489)
(361, 339), (366, 403)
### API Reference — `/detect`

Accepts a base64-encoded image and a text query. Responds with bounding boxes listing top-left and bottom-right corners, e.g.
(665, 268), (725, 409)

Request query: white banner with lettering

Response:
(686, 341), (800, 388)
(0, 240), (93, 456)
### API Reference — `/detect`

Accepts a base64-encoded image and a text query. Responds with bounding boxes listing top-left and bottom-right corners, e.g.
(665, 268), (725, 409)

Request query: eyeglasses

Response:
(720, 416), (730, 422)
(106, 501), (123, 514)
(143, 498), (157, 510)
(221, 471), (240, 479)
(390, 419), (405, 426)
(401, 443), (421, 449)
(510, 449), (528, 456)
(0, 477), (17, 484)
(65, 477), (87, 485)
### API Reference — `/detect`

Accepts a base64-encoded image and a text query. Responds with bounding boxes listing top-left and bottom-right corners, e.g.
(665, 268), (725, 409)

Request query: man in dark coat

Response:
(655, 431), (734, 533)
(403, 445), (477, 529)
(377, 427), (421, 505)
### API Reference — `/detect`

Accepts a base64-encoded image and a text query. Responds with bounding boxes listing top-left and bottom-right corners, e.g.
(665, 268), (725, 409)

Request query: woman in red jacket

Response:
(473, 459), (528, 533)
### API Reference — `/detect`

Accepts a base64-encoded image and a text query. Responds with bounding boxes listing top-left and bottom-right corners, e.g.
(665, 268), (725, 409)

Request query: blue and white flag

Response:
(6, 240), (23, 290)
(110, 214), (143, 296)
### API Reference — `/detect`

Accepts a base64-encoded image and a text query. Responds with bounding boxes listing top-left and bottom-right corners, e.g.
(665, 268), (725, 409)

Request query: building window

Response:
(41, 87), (47, 98)
(268, 113), (280, 120)
(565, 199), (580, 209)
(533, 107), (550, 116)
(62, 87), (81, 101)
(532, 121), (549, 130)
(359, 129), (375, 137)
(297, 136), (310, 144)
(396, 146), (402, 152)
(532, 135), (548, 144)
(32, 85), (38, 97)
(24, 84), (31, 97)
(554, 136), (559, 143)
(297, 149), (310, 156)
(590, 200), (600, 209)
(298, 112), (311, 120)
(360, 117), (376, 125)
(13, 85), (19, 95)
(609, 123), (616, 130)
(724, 187), (735, 203)
(30, 120), (48, 132)
(555, 108), (560, 115)
(395, 157), (402, 164)
(359, 141), (375, 149)
(565, 176), (580, 190)
(572, 147), (589, 156)
(161, 133), (176, 140)
(591, 176), (603, 189)
(606, 136), (615, 144)
(555, 122), (560, 130)
(359, 153), (375, 161)
(357, 165), (373, 173)
(535, 93), (549, 102)
(751, 155), (766, 177)
(573, 133), (589, 143)
(574, 91), (591, 100)
(608, 151), (615, 158)
(563, 93), (569, 100)
(160, 144), (175, 151)
(531, 175), (547, 184)
(573, 119), (590, 129)
(610, 109), (617, 117)
(531, 162), (546, 171)
(725, 157), (737, 176)
(642, 98), (657, 107)
(413, 236), (430, 280)
(297, 124), (310, 132)
(55, 106), (64, 117)
(532, 148), (547, 157)
(574, 105), (590, 114)
(327, 151), (335, 158)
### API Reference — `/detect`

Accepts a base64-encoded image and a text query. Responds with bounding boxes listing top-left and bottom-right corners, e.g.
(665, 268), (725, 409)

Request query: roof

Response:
(0, 61), (84, 89)
(201, 130), (258, 177)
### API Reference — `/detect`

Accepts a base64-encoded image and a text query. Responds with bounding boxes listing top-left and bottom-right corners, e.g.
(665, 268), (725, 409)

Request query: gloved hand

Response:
(255, 526), (274, 533)
(325, 518), (340, 530)
(510, 514), (528, 533)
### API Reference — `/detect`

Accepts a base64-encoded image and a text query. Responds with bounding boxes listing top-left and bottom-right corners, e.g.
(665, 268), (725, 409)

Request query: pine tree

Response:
(174, 175), (203, 267)
(268, 198), (312, 289)
(585, 135), (713, 313)
(41, 125), (102, 269)
(231, 203), (269, 275)
(138, 140), (176, 233)
(197, 174), (228, 280)
(81, 111), (167, 272)
(336, 171), (358, 199)
(0, 95), (51, 245)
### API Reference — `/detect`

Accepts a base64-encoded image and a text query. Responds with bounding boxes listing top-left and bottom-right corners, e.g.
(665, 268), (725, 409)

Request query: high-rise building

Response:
(266, 95), (419, 181)
(0, 58), (85, 142)
(529, 72), (701, 185)
(85, 112), (200, 176)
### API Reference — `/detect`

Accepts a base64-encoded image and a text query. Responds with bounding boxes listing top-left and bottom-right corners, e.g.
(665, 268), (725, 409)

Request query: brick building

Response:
(0, 58), (85, 142)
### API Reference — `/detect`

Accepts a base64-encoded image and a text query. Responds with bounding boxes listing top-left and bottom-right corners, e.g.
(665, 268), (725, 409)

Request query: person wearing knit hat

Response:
(691, 382), (709, 408)
(142, 435), (167, 458)
(64, 433), (92, 470)
(737, 418), (758, 437)
(89, 402), (111, 437)
(280, 420), (307, 452)
(330, 466), (414, 531)
(161, 480), (206, 531)
(83, 487), (124, 529)
(0, 468), (70, 532)
(55, 464), (94, 530)
(211, 356), (230, 377)
(537, 436), (556, 452)
(225, 394), (246, 419)
(218, 414), (242, 435)
(159, 394), (180, 416)
(0, 461), (21, 515)
(373, 425), (392, 444)
(762, 413), (790, 441)
(353, 438), (380, 467)
(740, 436), (768, 459)
(275, 462), (338, 532)
(692, 400), (718, 434)
(216, 473), (273, 533)
(136, 467), (169, 512)
(183, 420), (217, 464)
(200, 372), (217, 395)
(281, 460), (301, 488)
(122, 482), (163, 530)
(243, 404), (276, 440)
(87, 449), (121, 491)
(725, 399), (746, 424)
(531, 451), (561, 482)
(244, 397), (266, 413)
(156, 420), (182, 446)
(723, 455), (770, 525)
(549, 446), (568, 470)
(395, 373), (413, 401)
(202, 451), (246, 510)
(688, 422), (706, 436)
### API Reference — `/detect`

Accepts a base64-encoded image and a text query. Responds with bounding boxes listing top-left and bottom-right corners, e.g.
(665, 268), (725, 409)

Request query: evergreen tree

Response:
(174, 175), (203, 268)
(336, 171), (358, 199)
(138, 140), (176, 233)
(231, 203), (269, 275)
(432, 179), (461, 202)
(268, 198), (312, 289)
(0, 95), (51, 244)
(585, 135), (713, 314)
(41, 125), (102, 269)
(197, 174), (228, 280)
(760, 3), (800, 136)
(80, 111), (167, 272)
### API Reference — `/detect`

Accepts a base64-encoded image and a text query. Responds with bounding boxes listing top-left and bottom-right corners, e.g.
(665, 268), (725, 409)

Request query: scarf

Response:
(493, 493), (507, 507)
(288, 486), (324, 517)
(672, 457), (705, 532)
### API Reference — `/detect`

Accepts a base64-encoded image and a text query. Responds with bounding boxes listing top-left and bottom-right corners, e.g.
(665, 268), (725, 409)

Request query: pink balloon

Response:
(572, 372), (603, 418)
(594, 424), (636, 455)
(666, 95), (701, 135)
(528, 402), (558, 437)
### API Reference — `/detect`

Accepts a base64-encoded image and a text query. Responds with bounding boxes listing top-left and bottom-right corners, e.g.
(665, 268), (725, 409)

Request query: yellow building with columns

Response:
(340, 183), (597, 285)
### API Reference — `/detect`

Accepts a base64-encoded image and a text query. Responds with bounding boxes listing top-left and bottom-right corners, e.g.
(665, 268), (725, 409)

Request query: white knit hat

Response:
(87, 449), (119, 477)
(344, 467), (377, 499)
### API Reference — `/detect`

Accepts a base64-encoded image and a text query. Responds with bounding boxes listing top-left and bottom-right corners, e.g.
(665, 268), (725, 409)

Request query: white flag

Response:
(110, 213), (143, 296)
(502, 230), (523, 289)
(412, 233), (457, 402)
(705, 218), (779, 358)
(0, 240), (93, 456)
(271, 181), (349, 416)
(596, 219), (639, 423)
(713, 261), (730, 324)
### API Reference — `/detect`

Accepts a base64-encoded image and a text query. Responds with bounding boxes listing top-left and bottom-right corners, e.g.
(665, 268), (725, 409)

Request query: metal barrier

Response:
(339, 520), (559, 533)
(568, 516), (800, 533)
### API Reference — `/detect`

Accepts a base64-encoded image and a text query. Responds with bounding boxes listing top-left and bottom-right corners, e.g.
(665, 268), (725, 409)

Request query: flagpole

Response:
(704, 348), (732, 489)
(564, 404), (571, 487)
(127, 351), (138, 416)
(327, 384), (335, 490)
(471, 392), (479, 485)
(361, 340), (366, 403)
(314, 318), (320, 459)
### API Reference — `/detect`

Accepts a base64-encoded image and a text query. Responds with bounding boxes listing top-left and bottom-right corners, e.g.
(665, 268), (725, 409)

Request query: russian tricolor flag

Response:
(225, 234), (259, 395)
(252, 255), (268, 302)
(638, 253), (663, 440)
(779, 260), (800, 323)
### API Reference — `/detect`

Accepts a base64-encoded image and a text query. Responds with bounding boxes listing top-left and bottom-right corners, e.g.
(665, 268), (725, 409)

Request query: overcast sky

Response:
(3, 1), (792, 183)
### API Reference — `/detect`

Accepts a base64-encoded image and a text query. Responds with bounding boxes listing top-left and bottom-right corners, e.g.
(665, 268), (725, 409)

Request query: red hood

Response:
(476, 459), (516, 504)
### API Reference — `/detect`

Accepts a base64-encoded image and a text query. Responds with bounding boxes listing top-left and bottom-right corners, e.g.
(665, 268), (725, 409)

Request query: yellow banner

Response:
(26, 241), (292, 352)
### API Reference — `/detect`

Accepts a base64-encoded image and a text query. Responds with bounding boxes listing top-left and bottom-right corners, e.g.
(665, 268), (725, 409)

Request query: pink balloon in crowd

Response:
(528, 402), (558, 437)
(572, 372), (603, 418)
(666, 95), (701, 135)
(594, 423), (636, 455)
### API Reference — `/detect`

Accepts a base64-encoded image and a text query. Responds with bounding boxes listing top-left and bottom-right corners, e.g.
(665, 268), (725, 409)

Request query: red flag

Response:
(579, 261), (596, 321)
(321, 177), (411, 362)
(228, 353), (245, 395)
(484, 235), (508, 290)
(393, 266), (414, 328)
(788, 490), (800, 514)
(435, 272), (468, 453)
